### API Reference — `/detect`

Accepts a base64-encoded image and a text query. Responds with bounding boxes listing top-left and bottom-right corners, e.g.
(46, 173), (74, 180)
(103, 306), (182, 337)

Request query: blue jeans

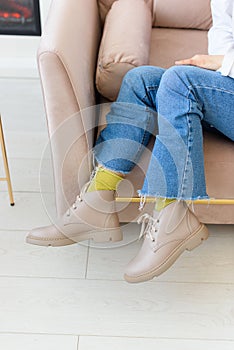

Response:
(94, 66), (234, 200)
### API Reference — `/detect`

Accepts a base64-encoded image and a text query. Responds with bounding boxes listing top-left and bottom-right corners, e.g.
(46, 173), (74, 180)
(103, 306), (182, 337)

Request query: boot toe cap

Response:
(26, 225), (75, 247)
(124, 250), (156, 283)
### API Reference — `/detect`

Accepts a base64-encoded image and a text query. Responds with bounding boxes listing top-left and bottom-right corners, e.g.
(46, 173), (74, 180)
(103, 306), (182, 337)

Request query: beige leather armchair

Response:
(38, 0), (234, 224)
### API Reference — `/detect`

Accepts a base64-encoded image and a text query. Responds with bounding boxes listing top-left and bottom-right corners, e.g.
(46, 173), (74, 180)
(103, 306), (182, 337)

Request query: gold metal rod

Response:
(115, 197), (234, 205)
(186, 199), (234, 205)
(0, 177), (7, 181)
(0, 116), (14, 206)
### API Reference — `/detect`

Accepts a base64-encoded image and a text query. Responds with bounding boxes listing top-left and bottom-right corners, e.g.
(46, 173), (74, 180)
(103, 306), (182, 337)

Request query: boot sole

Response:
(26, 236), (76, 247)
(124, 224), (209, 283)
(26, 228), (123, 247)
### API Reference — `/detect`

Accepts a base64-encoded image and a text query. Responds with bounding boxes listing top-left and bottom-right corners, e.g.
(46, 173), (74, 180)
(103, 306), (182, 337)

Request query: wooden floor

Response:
(0, 78), (234, 350)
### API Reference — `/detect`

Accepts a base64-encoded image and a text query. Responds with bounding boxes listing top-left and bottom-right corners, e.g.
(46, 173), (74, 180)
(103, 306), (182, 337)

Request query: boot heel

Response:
(186, 225), (209, 251)
(93, 228), (123, 243)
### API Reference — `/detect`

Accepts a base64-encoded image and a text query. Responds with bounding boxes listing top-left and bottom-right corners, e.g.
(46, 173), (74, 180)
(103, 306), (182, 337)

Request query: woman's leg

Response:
(26, 66), (165, 247)
(125, 65), (234, 283)
(88, 66), (165, 195)
(94, 66), (165, 174)
(141, 65), (234, 200)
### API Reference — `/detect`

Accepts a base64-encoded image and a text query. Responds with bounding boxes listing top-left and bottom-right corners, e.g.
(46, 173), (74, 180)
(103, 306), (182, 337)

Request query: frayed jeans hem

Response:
(93, 156), (131, 175)
(137, 190), (210, 201)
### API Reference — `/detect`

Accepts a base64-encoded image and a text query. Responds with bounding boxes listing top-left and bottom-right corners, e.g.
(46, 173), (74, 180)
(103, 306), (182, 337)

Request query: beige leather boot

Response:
(26, 189), (122, 247)
(124, 201), (209, 283)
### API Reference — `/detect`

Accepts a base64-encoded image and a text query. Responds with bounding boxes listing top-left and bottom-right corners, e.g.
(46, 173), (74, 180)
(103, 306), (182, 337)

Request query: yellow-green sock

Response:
(87, 167), (123, 192)
(155, 198), (175, 212)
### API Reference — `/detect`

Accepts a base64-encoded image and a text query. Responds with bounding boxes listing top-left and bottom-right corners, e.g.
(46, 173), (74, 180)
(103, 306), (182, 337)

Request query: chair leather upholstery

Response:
(37, 0), (234, 223)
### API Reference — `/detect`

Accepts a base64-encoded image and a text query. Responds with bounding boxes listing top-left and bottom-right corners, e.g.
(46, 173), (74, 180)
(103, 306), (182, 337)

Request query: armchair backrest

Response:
(98, 0), (212, 30)
(152, 0), (212, 30)
(98, 0), (152, 23)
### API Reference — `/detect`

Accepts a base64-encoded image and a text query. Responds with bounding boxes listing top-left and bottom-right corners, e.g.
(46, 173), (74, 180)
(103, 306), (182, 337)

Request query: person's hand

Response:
(175, 54), (224, 71)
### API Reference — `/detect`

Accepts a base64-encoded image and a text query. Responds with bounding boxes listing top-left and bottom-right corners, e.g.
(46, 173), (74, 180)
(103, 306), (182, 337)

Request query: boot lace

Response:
(137, 213), (160, 243)
(66, 167), (97, 217)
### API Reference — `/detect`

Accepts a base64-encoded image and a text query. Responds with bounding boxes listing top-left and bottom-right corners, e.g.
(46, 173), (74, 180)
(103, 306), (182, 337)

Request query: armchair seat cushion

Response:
(149, 28), (209, 68)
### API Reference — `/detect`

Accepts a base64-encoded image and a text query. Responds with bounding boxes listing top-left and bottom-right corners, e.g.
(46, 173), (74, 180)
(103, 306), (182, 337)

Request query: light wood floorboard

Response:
(0, 191), (54, 230)
(78, 336), (234, 350)
(0, 277), (234, 340)
(0, 230), (88, 279)
(0, 334), (78, 350)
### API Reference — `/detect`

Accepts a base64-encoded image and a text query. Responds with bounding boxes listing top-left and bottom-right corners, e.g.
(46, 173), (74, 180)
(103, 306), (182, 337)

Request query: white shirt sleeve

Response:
(219, 45), (234, 78)
(208, 0), (234, 78)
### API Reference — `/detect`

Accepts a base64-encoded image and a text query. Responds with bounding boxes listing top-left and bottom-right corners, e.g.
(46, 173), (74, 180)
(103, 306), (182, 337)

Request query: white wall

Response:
(0, 0), (52, 78)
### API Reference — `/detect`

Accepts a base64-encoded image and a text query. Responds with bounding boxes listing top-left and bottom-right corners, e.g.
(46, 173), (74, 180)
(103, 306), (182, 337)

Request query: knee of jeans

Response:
(121, 67), (148, 91)
(157, 65), (192, 102)
(161, 65), (184, 84)
(160, 65), (199, 89)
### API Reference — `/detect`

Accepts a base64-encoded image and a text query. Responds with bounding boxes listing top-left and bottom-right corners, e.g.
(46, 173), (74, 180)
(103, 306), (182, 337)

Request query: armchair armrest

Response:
(38, 0), (101, 216)
(38, 0), (101, 112)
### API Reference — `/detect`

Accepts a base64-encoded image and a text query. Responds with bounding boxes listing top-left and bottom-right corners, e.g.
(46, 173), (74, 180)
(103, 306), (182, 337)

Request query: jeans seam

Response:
(142, 85), (159, 105)
(131, 113), (152, 164)
(179, 114), (193, 199)
(185, 84), (202, 112)
(188, 84), (234, 96)
(179, 91), (194, 199)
